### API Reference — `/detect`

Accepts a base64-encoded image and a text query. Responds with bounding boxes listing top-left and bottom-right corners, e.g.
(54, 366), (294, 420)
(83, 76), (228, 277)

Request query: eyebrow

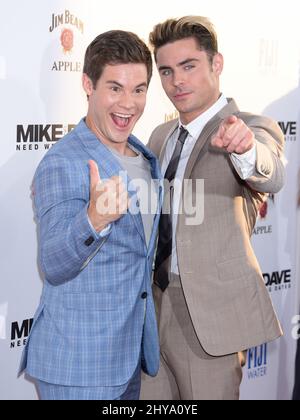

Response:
(106, 80), (148, 88)
(158, 58), (199, 72)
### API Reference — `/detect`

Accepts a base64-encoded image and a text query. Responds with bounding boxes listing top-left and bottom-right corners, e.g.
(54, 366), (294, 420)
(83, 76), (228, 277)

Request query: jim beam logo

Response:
(259, 194), (274, 220)
(60, 28), (74, 54)
(49, 10), (84, 72)
(16, 124), (76, 152)
(253, 194), (274, 235)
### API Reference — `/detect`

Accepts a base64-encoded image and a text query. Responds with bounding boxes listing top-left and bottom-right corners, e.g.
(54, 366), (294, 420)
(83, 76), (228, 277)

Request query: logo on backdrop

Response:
(10, 318), (33, 349)
(259, 39), (279, 75)
(49, 10), (84, 72)
(263, 269), (292, 293)
(246, 344), (268, 380)
(258, 194), (274, 220)
(253, 194), (274, 236)
(60, 28), (74, 53)
(165, 110), (179, 123)
(16, 124), (75, 151)
(278, 121), (297, 142)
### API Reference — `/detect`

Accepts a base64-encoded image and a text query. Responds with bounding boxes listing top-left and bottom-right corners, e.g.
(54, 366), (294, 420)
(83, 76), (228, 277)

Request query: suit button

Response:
(141, 292), (148, 299)
(84, 236), (95, 247)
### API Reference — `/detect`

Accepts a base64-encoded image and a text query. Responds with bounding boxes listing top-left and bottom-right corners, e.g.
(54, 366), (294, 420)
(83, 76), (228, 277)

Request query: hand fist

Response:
(211, 115), (255, 154)
(88, 160), (129, 232)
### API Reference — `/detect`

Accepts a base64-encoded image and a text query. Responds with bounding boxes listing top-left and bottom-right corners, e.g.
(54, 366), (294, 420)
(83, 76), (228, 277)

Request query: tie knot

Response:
(178, 127), (189, 144)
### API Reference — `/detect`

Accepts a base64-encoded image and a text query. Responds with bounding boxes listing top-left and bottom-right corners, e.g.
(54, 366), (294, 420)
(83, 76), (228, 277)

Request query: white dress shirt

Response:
(161, 94), (257, 275)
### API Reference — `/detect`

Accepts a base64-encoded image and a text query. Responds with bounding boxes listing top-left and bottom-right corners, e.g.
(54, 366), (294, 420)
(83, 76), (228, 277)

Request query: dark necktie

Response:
(154, 126), (189, 291)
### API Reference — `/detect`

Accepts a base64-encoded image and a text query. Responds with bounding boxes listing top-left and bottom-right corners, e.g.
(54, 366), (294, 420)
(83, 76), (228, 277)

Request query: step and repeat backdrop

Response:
(0, 0), (299, 400)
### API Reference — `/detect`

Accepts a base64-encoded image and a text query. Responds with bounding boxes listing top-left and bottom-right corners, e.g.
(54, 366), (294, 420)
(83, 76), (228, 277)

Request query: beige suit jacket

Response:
(149, 98), (284, 356)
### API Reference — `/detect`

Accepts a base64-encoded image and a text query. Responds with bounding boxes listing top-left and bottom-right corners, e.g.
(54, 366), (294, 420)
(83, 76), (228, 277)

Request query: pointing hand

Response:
(211, 115), (255, 154)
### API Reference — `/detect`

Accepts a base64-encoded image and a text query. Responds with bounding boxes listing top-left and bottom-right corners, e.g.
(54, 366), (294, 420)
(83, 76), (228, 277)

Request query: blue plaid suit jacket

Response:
(20, 119), (163, 387)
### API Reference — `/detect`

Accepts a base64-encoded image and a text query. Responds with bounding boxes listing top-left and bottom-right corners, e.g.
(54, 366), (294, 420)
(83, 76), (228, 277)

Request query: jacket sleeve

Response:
(33, 154), (111, 286)
(244, 115), (285, 194)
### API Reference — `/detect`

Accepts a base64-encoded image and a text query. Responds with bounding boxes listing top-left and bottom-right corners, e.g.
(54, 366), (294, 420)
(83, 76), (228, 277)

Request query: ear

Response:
(82, 73), (94, 96)
(212, 53), (224, 76)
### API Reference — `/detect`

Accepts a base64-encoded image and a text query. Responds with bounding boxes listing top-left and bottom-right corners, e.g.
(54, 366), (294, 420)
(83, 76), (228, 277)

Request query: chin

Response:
(111, 136), (129, 144)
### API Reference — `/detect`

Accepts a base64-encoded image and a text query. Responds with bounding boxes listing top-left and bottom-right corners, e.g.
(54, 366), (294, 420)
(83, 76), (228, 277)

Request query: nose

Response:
(172, 70), (185, 87)
(118, 91), (135, 110)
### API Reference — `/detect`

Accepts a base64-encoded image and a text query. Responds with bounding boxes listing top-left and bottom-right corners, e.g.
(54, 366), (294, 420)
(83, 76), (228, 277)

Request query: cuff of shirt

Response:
(86, 208), (111, 238)
(230, 141), (257, 180)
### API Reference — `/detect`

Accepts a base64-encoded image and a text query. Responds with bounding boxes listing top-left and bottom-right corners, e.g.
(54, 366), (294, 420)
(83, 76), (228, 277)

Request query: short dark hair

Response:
(83, 30), (152, 88)
(149, 16), (218, 64)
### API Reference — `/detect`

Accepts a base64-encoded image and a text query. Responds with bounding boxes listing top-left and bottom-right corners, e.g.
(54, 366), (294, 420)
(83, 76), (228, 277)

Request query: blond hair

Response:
(149, 16), (218, 63)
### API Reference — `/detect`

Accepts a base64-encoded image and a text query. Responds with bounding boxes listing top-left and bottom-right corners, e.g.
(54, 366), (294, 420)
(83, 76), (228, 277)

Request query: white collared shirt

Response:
(161, 94), (256, 275)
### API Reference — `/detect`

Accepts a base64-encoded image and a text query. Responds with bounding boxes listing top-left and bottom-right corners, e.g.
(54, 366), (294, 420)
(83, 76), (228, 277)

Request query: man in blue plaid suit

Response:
(19, 30), (163, 400)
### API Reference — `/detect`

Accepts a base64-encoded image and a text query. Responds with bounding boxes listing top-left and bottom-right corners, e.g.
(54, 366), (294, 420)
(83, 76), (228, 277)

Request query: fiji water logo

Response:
(247, 344), (268, 380)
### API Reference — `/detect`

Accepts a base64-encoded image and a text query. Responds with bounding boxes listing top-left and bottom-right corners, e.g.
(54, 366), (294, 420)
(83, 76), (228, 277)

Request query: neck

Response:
(180, 92), (222, 125)
(85, 115), (134, 156)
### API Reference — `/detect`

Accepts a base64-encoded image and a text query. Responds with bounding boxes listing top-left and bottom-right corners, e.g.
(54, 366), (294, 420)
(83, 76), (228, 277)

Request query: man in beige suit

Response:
(141, 16), (285, 400)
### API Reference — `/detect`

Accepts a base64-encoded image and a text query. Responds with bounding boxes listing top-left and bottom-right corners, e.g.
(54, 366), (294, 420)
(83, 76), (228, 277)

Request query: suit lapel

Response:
(158, 121), (179, 165)
(183, 114), (224, 180)
(75, 120), (147, 243)
(75, 119), (126, 179)
(128, 136), (163, 246)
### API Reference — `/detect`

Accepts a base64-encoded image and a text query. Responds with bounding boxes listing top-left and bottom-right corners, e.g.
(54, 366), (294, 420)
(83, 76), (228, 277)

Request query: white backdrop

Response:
(0, 0), (299, 400)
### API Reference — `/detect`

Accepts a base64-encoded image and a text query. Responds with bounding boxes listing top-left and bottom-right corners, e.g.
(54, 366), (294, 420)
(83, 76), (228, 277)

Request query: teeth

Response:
(113, 113), (132, 118)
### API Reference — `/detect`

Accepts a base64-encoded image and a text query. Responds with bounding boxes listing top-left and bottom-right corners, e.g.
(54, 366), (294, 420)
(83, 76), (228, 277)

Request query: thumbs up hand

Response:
(211, 115), (255, 154)
(87, 160), (129, 232)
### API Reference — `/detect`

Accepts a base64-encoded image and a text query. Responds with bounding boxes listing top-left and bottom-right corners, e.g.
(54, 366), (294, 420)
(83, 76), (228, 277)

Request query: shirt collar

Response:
(179, 94), (228, 140)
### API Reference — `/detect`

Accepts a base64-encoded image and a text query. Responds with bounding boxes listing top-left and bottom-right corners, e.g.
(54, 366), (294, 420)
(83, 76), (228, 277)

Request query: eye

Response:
(184, 64), (195, 71)
(110, 85), (121, 92)
(160, 69), (172, 77)
(135, 87), (146, 94)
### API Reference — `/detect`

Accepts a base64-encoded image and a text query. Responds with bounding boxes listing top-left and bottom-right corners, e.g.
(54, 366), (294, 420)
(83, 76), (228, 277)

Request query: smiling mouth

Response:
(111, 113), (133, 128)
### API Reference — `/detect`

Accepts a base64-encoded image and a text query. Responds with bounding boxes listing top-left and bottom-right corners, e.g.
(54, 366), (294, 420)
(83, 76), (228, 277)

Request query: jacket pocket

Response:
(216, 257), (254, 287)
